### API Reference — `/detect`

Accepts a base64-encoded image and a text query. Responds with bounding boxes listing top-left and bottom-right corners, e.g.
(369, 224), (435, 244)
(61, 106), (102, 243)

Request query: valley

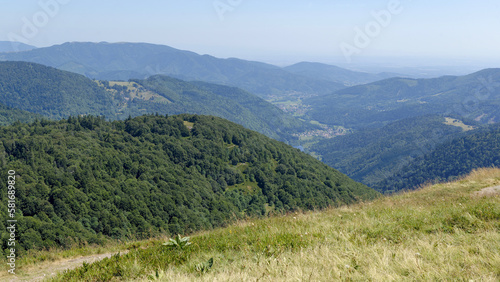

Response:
(1, 45), (499, 193)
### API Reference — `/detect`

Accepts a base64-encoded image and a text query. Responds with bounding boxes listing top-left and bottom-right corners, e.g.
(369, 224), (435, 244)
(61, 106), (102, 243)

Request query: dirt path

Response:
(1, 250), (129, 282)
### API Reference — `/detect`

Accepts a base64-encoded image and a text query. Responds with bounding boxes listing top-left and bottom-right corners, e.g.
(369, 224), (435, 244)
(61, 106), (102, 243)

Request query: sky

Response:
(1, 0), (500, 70)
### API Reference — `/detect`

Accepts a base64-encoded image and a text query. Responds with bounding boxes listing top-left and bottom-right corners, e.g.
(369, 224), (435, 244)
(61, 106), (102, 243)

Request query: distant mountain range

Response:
(0, 41), (37, 52)
(284, 62), (403, 86)
(0, 41), (425, 100)
(306, 68), (500, 129)
(0, 61), (313, 141)
(0, 42), (346, 99)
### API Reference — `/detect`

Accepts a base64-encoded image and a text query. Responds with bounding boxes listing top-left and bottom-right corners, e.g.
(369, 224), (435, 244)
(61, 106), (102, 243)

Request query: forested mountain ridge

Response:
(311, 115), (477, 188)
(374, 123), (500, 192)
(0, 42), (345, 99)
(0, 114), (378, 255)
(0, 61), (312, 141)
(305, 68), (500, 129)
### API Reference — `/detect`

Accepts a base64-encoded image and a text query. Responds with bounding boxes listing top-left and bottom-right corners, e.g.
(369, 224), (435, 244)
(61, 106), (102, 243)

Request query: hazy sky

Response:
(1, 0), (500, 68)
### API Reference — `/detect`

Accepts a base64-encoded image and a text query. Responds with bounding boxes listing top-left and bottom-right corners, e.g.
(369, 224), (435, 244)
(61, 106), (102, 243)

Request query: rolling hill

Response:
(0, 42), (345, 99)
(0, 114), (378, 255)
(305, 68), (500, 129)
(0, 61), (312, 141)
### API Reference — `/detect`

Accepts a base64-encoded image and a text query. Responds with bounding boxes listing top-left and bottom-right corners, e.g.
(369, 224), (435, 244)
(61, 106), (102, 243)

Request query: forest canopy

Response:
(0, 114), (378, 255)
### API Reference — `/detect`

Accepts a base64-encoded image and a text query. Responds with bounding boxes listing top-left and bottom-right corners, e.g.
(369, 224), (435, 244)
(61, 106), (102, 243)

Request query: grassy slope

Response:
(140, 168), (499, 281)
(3, 169), (498, 281)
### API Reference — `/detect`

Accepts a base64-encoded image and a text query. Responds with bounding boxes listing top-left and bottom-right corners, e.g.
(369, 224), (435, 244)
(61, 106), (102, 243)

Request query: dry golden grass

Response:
(102, 81), (171, 103)
(134, 168), (499, 281)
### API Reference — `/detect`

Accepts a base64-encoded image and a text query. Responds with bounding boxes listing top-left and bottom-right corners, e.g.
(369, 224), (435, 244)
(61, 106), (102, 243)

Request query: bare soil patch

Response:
(0, 250), (128, 282)
(472, 185), (500, 197)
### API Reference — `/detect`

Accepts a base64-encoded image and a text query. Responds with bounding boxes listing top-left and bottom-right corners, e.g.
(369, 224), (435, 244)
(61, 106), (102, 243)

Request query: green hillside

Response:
(0, 102), (42, 126)
(0, 61), (312, 141)
(306, 69), (500, 129)
(311, 115), (475, 187)
(0, 114), (378, 255)
(0, 61), (117, 119)
(0, 42), (345, 99)
(128, 76), (314, 141)
(375, 124), (500, 192)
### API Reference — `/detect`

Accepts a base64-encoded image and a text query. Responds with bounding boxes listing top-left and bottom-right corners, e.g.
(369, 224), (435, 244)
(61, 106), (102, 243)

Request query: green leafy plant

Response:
(147, 269), (167, 281)
(163, 234), (192, 250)
(195, 257), (214, 274)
